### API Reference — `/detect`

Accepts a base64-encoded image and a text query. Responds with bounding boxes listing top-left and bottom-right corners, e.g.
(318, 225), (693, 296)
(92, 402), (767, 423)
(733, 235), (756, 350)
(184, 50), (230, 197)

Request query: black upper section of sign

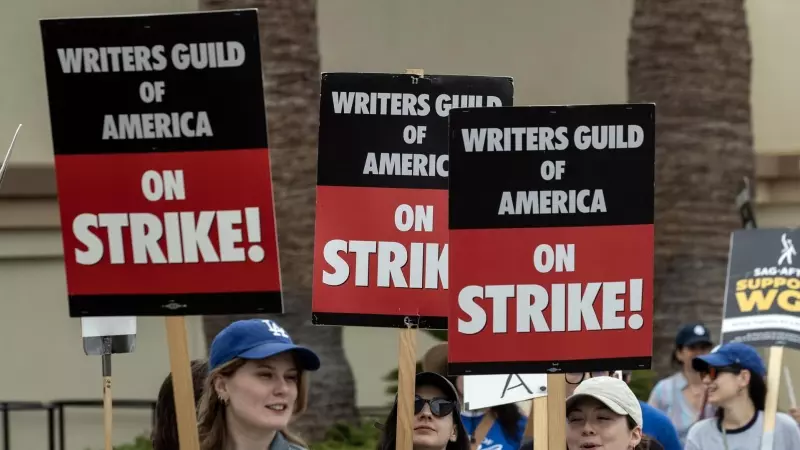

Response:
(724, 228), (800, 319)
(40, 10), (268, 155)
(449, 104), (655, 229)
(317, 73), (514, 190)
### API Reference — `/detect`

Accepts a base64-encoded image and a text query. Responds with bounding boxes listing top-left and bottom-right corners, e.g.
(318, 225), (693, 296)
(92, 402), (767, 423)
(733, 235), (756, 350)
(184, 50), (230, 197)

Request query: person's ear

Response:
(214, 375), (229, 401)
(449, 424), (457, 442)
(628, 426), (642, 448)
(739, 370), (752, 389)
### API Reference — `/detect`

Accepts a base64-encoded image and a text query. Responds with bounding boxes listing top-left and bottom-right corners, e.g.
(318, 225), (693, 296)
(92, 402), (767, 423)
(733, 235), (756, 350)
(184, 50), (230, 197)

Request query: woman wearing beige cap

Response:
(566, 376), (653, 450)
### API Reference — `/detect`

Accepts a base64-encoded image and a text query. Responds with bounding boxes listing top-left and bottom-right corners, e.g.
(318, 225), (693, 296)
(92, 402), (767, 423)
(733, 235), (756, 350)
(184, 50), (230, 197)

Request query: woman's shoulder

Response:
(270, 432), (309, 450)
(685, 417), (716, 439)
(649, 376), (672, 397)
(775, 411), (800, 429)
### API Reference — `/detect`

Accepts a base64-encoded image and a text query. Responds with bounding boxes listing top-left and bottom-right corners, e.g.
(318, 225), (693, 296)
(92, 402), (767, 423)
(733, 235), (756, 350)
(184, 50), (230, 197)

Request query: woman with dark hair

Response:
(152, 359), (209, 450)
(422, 343), (526, 450)
(685, 342), (800, 449)
(647, 323), (715, 444)
(378, 371), (470, 450)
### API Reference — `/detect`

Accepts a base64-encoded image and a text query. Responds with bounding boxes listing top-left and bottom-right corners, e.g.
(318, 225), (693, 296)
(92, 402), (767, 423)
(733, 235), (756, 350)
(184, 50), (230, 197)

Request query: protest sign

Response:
(463, 373), (547, 411)
(40, 10), (282, 317)
(41, 10), (277, 450)
(721, 228), (800, 349)
(447, 104), (656, 375)
(312, 72), (513, 328)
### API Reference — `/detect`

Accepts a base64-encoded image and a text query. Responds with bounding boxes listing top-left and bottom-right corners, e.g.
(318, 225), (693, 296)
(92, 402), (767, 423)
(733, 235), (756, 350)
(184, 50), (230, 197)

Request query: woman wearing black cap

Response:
(647, 322), (715, 445)
(378, 371), (471, 450)
(421, 343), (526, 450)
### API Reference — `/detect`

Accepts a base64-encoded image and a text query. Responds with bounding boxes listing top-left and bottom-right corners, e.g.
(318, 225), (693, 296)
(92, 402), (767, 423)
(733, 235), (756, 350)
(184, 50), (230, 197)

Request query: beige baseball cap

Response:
(565, 376), (643, 428)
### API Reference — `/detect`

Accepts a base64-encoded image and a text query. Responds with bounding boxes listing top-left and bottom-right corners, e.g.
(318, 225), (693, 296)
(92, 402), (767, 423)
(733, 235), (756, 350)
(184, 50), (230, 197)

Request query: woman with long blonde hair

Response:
(197, 319), (321, 450)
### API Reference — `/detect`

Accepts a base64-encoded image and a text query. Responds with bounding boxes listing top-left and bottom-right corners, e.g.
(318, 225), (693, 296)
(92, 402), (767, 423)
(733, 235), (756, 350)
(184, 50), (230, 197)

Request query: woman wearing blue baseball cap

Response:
(647, 322), (716, 444)
(196, 319), (321, 450)
(684, 342), (800, 449)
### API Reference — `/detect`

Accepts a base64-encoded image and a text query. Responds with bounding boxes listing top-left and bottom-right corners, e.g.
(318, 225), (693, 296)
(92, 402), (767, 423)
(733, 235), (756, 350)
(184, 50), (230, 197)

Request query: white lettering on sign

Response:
(497, 190), (607, 215)
(54, 42), (247, 141)
(456, 243), (645, 334)
(457, 279), (644, 334)
(321, 240), (447, 289)
(56, 42), (246, 74)
(321, 204), (446, 289)
(460, 125), (644, 153)
(331, 92), (503, 118)
(72, 170), (266, 265)
(362, 152), (448, 177)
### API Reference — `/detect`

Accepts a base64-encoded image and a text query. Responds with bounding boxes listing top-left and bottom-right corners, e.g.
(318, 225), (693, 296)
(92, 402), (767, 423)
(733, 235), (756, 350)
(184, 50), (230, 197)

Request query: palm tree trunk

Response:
(198, 0), (359, 439)
(628, 0), (754, 378)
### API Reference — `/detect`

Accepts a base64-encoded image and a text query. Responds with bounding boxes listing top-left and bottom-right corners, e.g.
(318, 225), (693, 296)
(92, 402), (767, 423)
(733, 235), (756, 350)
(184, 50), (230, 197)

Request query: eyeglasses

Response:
(414, 395), (456, 417)
(565, 370), (623, 385)
(699, 365), (742, 380)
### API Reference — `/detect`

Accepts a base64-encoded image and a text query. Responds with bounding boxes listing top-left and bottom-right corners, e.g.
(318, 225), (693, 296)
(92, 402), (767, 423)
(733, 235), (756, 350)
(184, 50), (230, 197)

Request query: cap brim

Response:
(239, 342), (321, 371)
(692, 352), (732, 372)
(416, 371), (460, 403)
(683, 335), (713, 347)
(566, 393), (629, 417)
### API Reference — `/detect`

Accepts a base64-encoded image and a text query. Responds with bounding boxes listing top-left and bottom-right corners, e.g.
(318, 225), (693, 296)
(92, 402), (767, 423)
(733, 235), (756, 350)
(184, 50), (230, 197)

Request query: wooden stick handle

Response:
(103, 375), (112, 450)
(165, 317), (201, 450)
(395, 67), (425, 450)
(546, 373), (566, 449)
(396, 326), (418, 450)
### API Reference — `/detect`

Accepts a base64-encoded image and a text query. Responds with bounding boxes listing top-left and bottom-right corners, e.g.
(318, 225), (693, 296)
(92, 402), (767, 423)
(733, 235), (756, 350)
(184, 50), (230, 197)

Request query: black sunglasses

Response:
(414, 395), (456, 417)
(700, 365), (742, 380)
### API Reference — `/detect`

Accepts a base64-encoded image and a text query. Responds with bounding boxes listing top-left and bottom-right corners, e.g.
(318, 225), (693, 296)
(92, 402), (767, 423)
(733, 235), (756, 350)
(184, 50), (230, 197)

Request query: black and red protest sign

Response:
(312, 73), (513, 328)
(447, 104), (655, 374)
(40, 10), (282, 317)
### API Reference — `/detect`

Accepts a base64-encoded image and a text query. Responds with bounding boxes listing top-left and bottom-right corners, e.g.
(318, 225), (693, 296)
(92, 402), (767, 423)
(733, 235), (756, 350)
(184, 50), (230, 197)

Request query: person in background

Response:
(685, 342), (800, 449)
(565, 370), (677, 450)
(648, 323), (715, 444)
(377, 371), (470, 450)
(152, 359), (209, 450)
(789, 406), (800, 426)
(422, 343), (527, 450)
(196, 319), (321, 450)
(566, 376), (653, 450)
(620, 371), (682, 450)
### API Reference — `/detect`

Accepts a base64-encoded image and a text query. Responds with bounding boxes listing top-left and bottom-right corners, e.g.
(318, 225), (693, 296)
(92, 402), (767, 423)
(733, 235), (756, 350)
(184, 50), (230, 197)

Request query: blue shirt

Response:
(461, 409), (527, 450)
(640, 400), (683, 450)
(648, 372), (715, 445)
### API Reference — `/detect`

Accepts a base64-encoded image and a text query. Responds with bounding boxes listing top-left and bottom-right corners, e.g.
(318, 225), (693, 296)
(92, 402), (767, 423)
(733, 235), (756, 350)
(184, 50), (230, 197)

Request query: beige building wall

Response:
(1, 0), (800, 448)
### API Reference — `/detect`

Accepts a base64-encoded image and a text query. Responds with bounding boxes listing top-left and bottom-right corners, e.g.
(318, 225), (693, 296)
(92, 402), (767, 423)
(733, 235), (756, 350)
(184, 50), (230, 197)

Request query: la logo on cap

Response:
(262, 320), (289, 339)
(694, 325), (706, 336)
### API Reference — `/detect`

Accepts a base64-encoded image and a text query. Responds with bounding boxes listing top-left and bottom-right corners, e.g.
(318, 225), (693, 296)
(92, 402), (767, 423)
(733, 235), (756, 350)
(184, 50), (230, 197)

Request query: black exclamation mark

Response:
(628, 278), (643, 330)
(245, 207), (265, 262)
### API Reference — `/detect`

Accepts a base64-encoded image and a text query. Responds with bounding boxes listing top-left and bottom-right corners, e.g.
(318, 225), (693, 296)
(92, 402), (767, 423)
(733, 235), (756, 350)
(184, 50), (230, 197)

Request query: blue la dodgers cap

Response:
(692, 342), (766, 377)
(208, 319), (321, 372)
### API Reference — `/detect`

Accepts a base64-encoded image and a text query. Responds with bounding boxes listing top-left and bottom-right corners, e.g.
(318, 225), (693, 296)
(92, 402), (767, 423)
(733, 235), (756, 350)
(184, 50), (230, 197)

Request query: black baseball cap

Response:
(375, 372), (465, 431)
(675, 323), (713, 347)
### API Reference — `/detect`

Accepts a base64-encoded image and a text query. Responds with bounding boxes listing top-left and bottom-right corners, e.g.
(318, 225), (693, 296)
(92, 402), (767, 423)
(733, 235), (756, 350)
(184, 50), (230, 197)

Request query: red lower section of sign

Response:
(312, 185), (448, 323)
(448, 224), (653, 366)
(55, 149), (281, 296)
